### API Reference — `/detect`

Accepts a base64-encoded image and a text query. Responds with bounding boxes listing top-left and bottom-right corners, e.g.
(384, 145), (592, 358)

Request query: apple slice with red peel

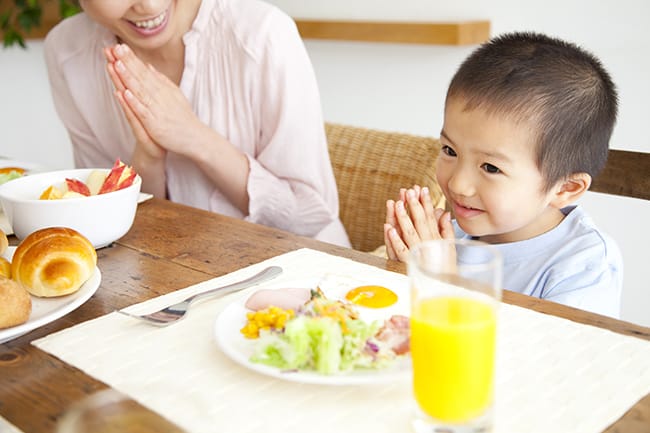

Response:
(98, 159), (137, 194)
(65, 178), (91, 196)
(98, 161), (126, 194)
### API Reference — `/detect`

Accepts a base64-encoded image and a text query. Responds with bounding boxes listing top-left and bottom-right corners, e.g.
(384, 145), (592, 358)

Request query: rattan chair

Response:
(325, 122), (445, 252)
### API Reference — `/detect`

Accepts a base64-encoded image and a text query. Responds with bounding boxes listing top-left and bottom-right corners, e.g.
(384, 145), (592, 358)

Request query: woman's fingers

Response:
(115, 90), (165, 160)
(106, 62), (126, 93)
(112, 45), (158, 109)
(115, 91), (148, 143)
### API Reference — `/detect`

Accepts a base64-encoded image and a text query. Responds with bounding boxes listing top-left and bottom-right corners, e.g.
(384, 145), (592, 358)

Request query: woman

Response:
(44, 0), (350, 246)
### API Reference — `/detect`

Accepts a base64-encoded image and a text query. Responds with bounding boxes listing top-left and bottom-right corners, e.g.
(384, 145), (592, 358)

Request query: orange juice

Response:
(411, 296), (496, 423)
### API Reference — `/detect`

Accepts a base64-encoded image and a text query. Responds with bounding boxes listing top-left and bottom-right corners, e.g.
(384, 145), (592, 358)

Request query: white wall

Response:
(0, 1), (648, 326)
(0, 42), (72, 169)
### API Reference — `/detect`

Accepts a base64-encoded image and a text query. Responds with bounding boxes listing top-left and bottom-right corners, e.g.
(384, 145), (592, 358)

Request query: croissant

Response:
(0, 276), (31, 328)
(11, 227), (97, 297)
(0, 257), (10, 278)
(0, 228), (7, 256)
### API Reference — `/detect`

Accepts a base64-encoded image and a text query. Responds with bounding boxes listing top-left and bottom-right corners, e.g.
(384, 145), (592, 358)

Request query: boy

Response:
(384, 32), (622, 318)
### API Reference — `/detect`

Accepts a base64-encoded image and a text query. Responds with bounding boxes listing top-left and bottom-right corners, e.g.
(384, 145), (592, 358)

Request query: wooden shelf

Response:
(2, 0), (490, 47)
(295, 19), (491, 45)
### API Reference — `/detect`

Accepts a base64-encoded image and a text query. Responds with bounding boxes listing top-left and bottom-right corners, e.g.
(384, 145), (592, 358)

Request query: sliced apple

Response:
(117, 167), (136, 190)
(86, 170), (108, 195)
(65, 178), (91, 196)
(39, 185), (64, 200)
(98, 161), (126, 194)
(62, 191), (87, 199)
(98, 159), (136, 194)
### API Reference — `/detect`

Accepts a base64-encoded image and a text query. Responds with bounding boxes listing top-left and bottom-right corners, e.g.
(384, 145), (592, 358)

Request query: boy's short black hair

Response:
(446, 31), (618, 191)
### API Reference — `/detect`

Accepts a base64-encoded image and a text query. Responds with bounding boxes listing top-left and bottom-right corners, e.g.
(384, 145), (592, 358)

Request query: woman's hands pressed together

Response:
(384, 185), (454, 262)
(103, 43), (250, 212)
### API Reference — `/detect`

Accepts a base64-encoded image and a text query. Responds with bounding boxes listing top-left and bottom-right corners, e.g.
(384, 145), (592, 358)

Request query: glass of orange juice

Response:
(409, 239), (502, 433)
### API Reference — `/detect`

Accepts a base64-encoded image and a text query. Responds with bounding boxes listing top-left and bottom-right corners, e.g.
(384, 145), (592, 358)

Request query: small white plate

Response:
(0, 160), (46, 235)
(0, 246), (102, 344)
(214, 275), (411, 385)
(0, 159), (47, 174)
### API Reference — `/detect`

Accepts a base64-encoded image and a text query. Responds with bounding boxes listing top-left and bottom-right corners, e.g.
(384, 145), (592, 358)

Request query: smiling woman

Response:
(41, 0), (351, 247)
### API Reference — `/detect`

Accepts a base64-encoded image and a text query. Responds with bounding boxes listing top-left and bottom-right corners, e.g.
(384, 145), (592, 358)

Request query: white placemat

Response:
(33, 248), (650, 433)
(0, 415), (24, 433)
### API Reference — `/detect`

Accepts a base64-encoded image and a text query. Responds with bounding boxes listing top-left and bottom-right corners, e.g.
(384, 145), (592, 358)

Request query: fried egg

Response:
(345, 285), (398, 309)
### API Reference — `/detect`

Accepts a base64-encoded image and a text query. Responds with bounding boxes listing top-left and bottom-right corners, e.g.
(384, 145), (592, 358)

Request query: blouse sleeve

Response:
(43, 18), (115, 169)
(243, 10), (342, 239)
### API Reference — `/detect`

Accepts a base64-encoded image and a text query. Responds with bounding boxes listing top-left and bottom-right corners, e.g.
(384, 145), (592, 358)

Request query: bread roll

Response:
(0, 228), (7, 256)
(0, 276), (31, 329)
(0, 256), (10, 278)
(11, 227), (97, 297)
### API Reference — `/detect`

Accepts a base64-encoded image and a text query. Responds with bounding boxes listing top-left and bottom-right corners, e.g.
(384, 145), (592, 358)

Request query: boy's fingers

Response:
(385, 200), (396, 226)
(395, 200), (421, 246)
(421, 187), (438, 226)
(405, 189), (433, 240)
(439, 212), (455, 240)
(387, 226), (410, 263)
(384, 224), (398, 261)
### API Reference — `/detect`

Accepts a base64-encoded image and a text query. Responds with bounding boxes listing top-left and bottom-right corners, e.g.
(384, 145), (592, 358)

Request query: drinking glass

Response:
(409, 239), (502, 433)
(56, 389), (186, 433)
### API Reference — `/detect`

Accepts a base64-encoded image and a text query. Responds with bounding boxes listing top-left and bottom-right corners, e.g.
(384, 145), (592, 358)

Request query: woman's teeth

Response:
(133, 11), (166, 29)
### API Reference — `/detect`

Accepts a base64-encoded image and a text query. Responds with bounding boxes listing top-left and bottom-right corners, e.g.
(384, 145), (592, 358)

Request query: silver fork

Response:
(117, 266), (282, 326)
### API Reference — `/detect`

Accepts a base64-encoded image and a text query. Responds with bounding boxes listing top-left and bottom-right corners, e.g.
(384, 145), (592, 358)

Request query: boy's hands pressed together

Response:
(384, 185), (454, 262)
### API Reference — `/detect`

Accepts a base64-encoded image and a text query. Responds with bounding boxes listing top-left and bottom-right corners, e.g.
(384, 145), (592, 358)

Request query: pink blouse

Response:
(44, 0), (350, 247)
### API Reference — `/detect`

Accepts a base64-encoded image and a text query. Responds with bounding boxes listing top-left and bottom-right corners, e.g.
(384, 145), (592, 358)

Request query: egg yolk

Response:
(345, 285), (398, 308)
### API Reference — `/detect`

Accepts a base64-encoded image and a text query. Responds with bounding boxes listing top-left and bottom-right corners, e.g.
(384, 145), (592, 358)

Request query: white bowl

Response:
(0, 168), (142, 248)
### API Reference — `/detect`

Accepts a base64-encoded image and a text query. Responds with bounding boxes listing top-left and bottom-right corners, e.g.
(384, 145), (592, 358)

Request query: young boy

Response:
(384, 32), (622, 318)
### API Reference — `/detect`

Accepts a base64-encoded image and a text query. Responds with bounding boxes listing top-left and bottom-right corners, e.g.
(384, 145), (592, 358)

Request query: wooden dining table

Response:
(1, 198), (649, 433)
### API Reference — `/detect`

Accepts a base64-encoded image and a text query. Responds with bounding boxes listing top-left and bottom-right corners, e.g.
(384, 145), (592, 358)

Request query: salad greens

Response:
(0, 171), (23, 186)
(250, 298), (397, 374)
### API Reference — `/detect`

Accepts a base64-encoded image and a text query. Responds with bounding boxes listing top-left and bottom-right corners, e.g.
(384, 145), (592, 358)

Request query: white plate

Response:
(0, 160), (46, 235)
(0, 159), (47, 174)
(0, 246), (101, 344)
(214, 275), (411, 385)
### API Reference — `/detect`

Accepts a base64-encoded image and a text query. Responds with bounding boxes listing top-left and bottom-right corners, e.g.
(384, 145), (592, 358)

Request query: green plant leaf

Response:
(2, 0), (80, 49)
(3, 28), (26, 49)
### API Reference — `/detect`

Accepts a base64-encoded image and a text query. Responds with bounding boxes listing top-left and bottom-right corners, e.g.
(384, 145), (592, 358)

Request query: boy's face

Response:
(436, 97), (564, 244)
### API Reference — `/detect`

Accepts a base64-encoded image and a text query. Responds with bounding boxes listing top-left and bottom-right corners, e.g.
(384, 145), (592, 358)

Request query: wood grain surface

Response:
(1, 198), (648, 433)
(590, 149), (650, 201)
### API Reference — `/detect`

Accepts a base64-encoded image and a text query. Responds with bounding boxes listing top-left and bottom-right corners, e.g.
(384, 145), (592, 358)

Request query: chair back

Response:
(590, 149), (650, 201)
(325, 122), (444, 252)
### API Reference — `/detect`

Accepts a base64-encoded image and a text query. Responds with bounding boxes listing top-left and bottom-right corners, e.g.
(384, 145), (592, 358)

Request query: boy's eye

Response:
(441, 145), (457, 157)
(481, 163), (501, 174)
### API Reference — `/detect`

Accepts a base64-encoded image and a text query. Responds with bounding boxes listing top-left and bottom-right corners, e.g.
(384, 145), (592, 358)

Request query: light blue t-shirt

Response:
(456, 206), (622, 318)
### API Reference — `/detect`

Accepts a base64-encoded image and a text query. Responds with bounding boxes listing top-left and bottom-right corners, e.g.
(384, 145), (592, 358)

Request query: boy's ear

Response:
(549, 172), (592, 208)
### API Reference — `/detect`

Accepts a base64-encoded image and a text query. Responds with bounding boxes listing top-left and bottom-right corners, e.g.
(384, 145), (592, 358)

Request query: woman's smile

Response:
(126, 8), (170, 36)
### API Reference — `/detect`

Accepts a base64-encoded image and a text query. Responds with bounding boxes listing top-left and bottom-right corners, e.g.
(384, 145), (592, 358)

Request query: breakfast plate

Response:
(0, 159), (47, 175)
(214, 275), (411, 385)
(0, 246), (102, 344)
